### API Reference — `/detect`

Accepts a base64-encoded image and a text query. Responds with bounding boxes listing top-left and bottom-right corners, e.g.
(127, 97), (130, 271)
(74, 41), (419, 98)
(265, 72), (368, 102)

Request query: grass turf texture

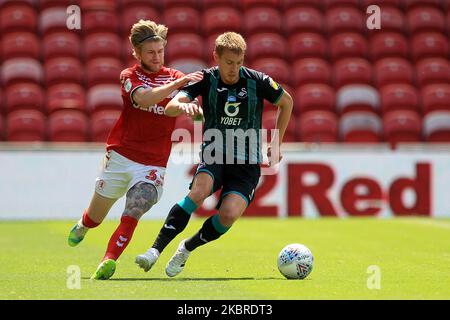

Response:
(1, 217), (449, 300)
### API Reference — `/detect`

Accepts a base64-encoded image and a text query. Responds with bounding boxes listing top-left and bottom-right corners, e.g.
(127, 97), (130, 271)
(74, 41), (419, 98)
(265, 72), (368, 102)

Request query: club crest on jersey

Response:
(124, 79), (132, 93)
(237, 88), (248, 99)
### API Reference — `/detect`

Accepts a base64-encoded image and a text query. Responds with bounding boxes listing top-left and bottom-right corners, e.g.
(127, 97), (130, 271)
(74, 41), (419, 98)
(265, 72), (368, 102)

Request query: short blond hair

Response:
(129, 20), (168, 58)
(214, 32), (247, 56)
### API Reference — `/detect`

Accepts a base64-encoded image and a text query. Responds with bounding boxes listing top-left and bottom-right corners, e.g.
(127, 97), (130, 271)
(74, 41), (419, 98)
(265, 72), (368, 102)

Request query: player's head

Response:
(129, 19), (168, 72)
(213, 32), (247, 85)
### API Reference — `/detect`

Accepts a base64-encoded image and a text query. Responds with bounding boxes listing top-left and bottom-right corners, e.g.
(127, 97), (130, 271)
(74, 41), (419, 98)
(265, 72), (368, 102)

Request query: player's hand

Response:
(267, 144), (283, 166)
(179, 71), (203, 87)
(179, 102), (203, 118)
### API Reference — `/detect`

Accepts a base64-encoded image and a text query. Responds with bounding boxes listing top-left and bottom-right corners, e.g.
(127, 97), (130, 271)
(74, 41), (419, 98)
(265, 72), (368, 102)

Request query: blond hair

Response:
(214, 32), (247, 56)
(129, 20), (168, 58)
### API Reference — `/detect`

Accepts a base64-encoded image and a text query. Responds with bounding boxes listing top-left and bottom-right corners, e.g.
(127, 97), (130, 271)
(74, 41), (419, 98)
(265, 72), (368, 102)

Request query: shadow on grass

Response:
(82, 277), (282, 281)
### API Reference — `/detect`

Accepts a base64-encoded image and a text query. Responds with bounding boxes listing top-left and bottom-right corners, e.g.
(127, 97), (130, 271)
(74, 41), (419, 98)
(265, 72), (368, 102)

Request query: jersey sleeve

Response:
(120, 69), (146, 106)
(257, 73), (285, 105)
(178, 70), (207, 101)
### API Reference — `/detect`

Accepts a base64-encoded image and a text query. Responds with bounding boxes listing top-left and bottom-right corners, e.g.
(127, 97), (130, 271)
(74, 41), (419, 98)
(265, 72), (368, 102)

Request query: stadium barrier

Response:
(1, 143), (449, 219)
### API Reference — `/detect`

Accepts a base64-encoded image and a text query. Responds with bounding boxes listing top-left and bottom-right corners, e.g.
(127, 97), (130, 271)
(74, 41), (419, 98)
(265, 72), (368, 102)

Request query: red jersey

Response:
(106, 64), (184, 167)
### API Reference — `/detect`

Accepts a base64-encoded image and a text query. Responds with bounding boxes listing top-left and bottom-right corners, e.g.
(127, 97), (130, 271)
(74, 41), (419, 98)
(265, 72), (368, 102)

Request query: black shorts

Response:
(190, 163), (261, 209)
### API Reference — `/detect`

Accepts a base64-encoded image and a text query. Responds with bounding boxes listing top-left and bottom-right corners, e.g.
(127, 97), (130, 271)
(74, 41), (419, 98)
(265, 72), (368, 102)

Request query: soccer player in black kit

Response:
(135, 32), (294, 277)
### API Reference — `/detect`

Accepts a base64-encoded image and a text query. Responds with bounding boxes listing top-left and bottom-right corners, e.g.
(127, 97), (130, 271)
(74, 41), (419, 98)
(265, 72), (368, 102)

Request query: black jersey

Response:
(180, 66), (284, 164)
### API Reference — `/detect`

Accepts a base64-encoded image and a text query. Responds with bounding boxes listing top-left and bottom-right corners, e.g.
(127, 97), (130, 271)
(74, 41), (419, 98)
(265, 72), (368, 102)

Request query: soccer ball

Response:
(277, 243), (314, 280)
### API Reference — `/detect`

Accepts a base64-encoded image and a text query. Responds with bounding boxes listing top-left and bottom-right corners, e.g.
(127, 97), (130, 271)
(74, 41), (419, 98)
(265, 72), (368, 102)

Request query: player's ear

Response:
(133, 47), (141, 61)
(213, 50), (219, 63)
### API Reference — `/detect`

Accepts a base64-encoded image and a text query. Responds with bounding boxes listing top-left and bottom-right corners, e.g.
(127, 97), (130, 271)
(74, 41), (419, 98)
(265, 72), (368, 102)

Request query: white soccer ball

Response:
(277, 243), (314, 280)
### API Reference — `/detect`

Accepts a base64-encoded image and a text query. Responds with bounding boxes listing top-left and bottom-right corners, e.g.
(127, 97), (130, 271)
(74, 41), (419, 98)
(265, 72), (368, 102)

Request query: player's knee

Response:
(218, 208), (240, 227)
(188, 188), (210, 206)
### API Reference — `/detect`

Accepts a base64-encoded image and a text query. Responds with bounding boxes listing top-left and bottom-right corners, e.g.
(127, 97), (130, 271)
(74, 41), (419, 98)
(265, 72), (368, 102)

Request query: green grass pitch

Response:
(1, 217), (449, 300)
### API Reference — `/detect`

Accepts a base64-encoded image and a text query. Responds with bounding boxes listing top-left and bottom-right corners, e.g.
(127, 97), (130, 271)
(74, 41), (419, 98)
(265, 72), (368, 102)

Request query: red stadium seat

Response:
(0, 113), (3, 141)
(202, 0), (240, 9)
(1, 58), (43, 86)
(0, 89), (3, 115)
(251, 58), (291, 85)
(87, 84), (123, 113)
(294, 84), (335, 114)
(44, 57), (84, 86)
(407, 6), (446, 34)
(84, 33), (122, 61)
(39, 7), (71, 35)
(82, 10), (119, 35)
(421, 84), (450, 114)
(383, 110), (422, 146)
(299, 110), (338, 143)
(43, 32), (81, 60)
(6, 109), (46, 142)
(281, 0), (322, 10)
(336, 84), (380, 115)
(203, 7), (241, 36)
(169, 58), (207, 74)
(340, 111), (383, 143)
(247, 33), (287, 62)
(288, 33), (327, 60)
(5, 83), (44, 113)
(91, 110), (121, 143)
(447, 9), (450, 36)
(262, 110), (297, 142)
(411, 32), (449, 61)
(48, 110), (89, 142)
(360, 0), (403, 7)
(380, 84), (420, 114)
(244, 7), (282, 35)
(119, 0), (158, 7)
(86, 58), (122, 87)
(329, 33), (368, 61)
(0, 4), (37, 33)
(0, 0), (36, 8)
(161, 0), (200, 9)
(292, 58), (332, 87)
(40, 0), (77, 9)
(163, 6), (201, 34)
(325, 6), (365, 35)
(1, 32), (40, 59)
(370, 32), (409, 61)
(423, 111), (450, 142)
(46, 83), (86, 114)
(241, 0), (280, 10)
(374, 58), (415, 88)
(166, 33), (204, 62)
(370, 6), (405, 34)
(404, 0), (443, 10)
(323, 0), (360, 9)
(416, 58), (450, 88)
(285, 6), (323, 35)
(333, 58), (373, 89)
(79, 0), (117, 11)
(121, 6), (159, 36)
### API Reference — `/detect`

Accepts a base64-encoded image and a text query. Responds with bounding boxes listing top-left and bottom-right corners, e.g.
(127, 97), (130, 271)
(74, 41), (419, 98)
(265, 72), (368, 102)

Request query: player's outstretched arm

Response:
(165, 92), (203, 118)
(133, 71), (203, 108)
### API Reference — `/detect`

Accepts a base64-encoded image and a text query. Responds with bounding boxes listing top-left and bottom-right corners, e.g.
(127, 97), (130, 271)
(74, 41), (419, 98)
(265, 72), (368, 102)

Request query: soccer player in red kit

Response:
(67, 20), (203, 280)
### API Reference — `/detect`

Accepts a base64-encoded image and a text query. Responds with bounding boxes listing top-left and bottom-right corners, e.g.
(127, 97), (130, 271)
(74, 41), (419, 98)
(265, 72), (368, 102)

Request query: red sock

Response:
(82, 210), (101, 228)
(102, 215), (138, 261)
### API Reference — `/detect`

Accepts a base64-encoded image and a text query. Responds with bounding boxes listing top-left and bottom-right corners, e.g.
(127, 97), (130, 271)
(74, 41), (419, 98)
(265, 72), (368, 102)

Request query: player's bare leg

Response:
(166, 193), (246, 277)
(136, 172), (213, 273)
(92, 182), (157, 280)
(68, 192), (117, 247)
